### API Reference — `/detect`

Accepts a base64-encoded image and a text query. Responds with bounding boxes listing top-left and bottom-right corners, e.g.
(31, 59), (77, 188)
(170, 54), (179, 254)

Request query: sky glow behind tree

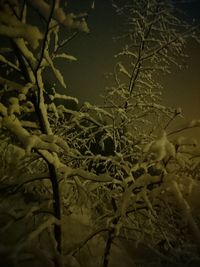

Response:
(62, 0), (200, 140)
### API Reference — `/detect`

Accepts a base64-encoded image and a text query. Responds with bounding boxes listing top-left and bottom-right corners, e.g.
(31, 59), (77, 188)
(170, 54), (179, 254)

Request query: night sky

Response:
(61, 0), (119, 102)
(61, 0), (200, 140)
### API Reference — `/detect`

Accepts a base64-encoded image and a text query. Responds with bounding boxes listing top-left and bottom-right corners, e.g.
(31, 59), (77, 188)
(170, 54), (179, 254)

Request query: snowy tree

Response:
(83, 0), (200, 265)
(52, 0), (200, 262)
(0, 1), (200, 267)
(0, 1), (101, 266)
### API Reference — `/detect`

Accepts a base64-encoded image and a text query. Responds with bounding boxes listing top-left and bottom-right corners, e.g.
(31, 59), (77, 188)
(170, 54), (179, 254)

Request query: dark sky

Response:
(61, 0), (119, 101)
(160, 1), (200, 140)
(62, 0), (200, 140)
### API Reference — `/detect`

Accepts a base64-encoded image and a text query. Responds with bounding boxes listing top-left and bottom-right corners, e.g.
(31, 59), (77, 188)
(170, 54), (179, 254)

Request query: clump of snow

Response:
(22, 101), (35, 113)
(0, 103), (8, 116)
(62, 13), (89, 33)
(8, 97), (21, 115)
(18, 93), (26, 101)
(145, 131), (175, 161)
(15, 38), (37, 70)
(189, 119), (200, 127)
(175, 107), (182, 116)
(0, 11), (43, 49)
(20, 83), (33, 95)
(28, 0), (90, 33)
(1, 116), (60, 154)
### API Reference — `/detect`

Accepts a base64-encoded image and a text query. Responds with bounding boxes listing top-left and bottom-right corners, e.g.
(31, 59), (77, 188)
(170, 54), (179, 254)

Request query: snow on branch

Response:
(144, 131), (175, 161)
(0, 54), (20, 71)
(27, 0), (90, 33)
(14, 38), (37, 75)
(44, 48), (66, 88)
(67, 169), (114, 183)
(50, 93), (79, 105)
(0, 77), (23, 91)
(1, 115), (60, 154)
(0, 11), (43, 49)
